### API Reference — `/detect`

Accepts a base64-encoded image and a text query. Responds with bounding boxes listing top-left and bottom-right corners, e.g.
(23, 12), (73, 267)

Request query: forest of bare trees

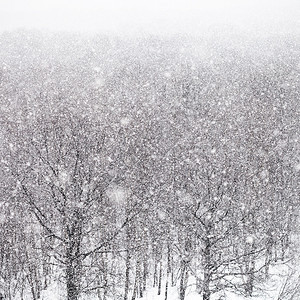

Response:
(0, 31), (299, 300)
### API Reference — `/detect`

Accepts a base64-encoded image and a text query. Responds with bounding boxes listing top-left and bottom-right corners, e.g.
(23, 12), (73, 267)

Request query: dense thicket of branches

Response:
(0, 31), (299, 300)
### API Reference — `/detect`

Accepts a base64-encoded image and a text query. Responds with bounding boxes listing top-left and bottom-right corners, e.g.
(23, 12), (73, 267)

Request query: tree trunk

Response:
(202, 238), (211, 300)
(153, 259), (158, 287)
(202, 271), (211, 300)
(102, 253), (108, 300)
(171, 253), (175, 287)
(246, 257), (255, 297)
(244, 243), (256, 297)
(265, 244), (271, 279)
(158, 260), (162, 295)
(65, 217), (83, 300)
(138, 260), (143, 298)
(179, 260), (188, 300)
(124, 250), (131, 300)
(66, 253), (82, 300)
(165, 244), (171, 300)
(143, 258), (147, 291)
(131, 270), (137, 300)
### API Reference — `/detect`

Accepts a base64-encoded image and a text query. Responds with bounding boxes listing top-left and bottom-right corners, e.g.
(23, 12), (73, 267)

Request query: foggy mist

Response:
(1, 0), (299, 35)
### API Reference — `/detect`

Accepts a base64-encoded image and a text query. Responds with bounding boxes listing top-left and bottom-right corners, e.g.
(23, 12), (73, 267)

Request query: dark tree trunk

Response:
(102, 253), (108, 300)
(202, 238), (211, 300)
(158, 260), (162, 295)
(246, 258), (255, 297)
(65, 215), (83, 300)
(143, 258), (147, 291)
(265, 244), (271, 279)
(124, 250), (131, 300)
(171, 253), (175, 287)
(243, 243), (256, 297)
(131, 271), (137, 300)
(66, 259), (80, 300)
(179, 260), (188, 300)
(165, 244), (171, 300)
(153, 259), (158, 287)
(138, 260), (143, 298)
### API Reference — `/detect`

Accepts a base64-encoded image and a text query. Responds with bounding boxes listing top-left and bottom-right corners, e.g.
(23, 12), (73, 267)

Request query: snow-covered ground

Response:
(37, 261), (299, 300)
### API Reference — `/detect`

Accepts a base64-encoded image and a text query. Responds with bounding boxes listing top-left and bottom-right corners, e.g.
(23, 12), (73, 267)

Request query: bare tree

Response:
(4, 110), (137, 300)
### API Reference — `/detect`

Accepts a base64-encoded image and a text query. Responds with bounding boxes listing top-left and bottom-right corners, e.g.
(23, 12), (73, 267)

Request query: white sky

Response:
(0, 0), (299, 34)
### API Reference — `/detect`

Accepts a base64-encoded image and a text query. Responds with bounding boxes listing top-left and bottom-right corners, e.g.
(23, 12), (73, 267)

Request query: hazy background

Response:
(0, 0), (299, 35)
